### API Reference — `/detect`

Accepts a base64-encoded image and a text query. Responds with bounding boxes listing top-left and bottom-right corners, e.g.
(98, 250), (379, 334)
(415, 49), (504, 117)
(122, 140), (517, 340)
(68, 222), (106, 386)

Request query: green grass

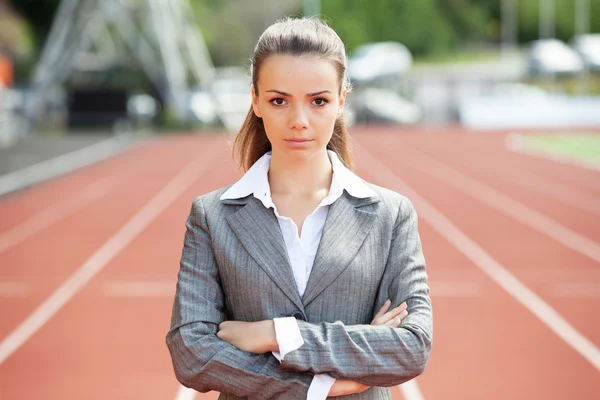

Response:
(413, 50), (502, 66)
(519, 133), (600, 166)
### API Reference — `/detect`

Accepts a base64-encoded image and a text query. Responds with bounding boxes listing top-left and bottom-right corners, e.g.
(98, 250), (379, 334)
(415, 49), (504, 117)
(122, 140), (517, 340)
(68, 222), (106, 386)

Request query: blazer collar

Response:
(301, 191), (379, 306)
(219, 150), (378, 206)
(225, 191), (380, 309)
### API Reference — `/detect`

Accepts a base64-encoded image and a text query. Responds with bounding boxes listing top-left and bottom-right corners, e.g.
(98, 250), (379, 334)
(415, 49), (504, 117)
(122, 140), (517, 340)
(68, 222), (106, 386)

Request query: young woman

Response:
(166, 17), (432, 400)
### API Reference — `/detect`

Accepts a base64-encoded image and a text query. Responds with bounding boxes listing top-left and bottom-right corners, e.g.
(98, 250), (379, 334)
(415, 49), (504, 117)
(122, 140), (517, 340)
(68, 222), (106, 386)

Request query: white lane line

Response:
(0, 282), (29, 298)
(0, 146), (219, 365)
(553, 283), (600, 298)
(506, 132), (600, 173)
(0, 176), (120, 254)
(463, 154), (600, 216)
(174, 385), (197, 400)
(394, 143), (600, 265)
(103, 281), (175, 297)
(356, 142), (600, 371)
(399, 379), (424, 400)
(0, 135), (138, 197)
(429, 282), (481, 297)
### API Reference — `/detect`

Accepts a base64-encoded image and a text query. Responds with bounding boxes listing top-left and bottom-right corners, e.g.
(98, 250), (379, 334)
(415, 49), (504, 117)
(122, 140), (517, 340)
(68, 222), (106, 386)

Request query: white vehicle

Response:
(571, 33), (600, 71)
(348, 42), (413, 85)
(527, 39), (584, 76)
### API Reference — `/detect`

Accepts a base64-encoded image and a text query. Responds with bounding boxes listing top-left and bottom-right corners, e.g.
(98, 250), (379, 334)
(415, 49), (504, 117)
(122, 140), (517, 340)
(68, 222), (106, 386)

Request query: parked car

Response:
(526, 39), (584, 76)
(571, 33), (600, 71)
(347, 41), (412, 86)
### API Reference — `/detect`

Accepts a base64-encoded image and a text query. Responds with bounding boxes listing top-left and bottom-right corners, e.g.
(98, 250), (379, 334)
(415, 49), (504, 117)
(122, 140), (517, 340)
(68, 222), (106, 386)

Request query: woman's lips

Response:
(285, 138), (313, 147)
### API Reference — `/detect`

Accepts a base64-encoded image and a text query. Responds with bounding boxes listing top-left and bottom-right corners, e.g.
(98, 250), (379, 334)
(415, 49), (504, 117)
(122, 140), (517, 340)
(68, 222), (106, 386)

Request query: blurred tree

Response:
(477, 0), (600, 44)
(323, 0), (455, 56)
(0, 0), (34, 57)
(9, 0), (60, 51)
(9, 0), (600, 69)
(435, 0), (491, 42)
(190, 0), (300, 66)
(528, 0), (600, 42)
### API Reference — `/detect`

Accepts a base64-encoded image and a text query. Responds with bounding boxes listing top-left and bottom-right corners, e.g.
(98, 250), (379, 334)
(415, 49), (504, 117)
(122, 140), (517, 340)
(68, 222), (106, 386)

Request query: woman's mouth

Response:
(285, 138), (313, 148)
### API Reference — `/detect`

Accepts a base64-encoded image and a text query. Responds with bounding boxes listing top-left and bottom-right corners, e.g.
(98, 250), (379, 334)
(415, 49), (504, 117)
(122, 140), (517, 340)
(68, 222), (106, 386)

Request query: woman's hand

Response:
(217, 320), (277, 354)
(329, 299), (409, 396)
(328, 379), (370, 396)
(217, 301), (408, 395)
(371, 299), (408, 327)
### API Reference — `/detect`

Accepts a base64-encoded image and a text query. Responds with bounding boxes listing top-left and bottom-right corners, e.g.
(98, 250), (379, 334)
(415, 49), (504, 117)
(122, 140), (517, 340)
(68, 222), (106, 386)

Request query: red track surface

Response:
(0, 127), (598, 399)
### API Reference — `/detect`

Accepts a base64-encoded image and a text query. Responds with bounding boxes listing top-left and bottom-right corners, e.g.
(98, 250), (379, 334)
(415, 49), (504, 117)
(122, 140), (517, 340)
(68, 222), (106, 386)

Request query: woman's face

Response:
(252, 54), (346, 162)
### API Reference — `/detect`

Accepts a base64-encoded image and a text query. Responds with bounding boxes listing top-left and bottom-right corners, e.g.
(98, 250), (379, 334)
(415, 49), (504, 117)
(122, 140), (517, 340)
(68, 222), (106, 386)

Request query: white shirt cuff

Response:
(308, 374), (336, 400)
(271, 317), (304, 362)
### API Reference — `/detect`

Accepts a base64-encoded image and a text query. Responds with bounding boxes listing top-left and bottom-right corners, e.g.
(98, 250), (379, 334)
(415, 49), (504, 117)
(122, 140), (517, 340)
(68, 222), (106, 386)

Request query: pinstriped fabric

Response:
(166, 183), (432, 400)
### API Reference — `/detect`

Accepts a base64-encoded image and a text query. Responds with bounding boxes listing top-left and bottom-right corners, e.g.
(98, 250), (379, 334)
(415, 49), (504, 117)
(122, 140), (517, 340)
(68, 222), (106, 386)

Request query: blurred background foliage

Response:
(3, 0), (600, 76)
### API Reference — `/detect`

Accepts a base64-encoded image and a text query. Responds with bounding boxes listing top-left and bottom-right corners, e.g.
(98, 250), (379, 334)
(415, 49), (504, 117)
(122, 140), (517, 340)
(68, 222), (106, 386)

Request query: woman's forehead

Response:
(256, 54), (339, 92)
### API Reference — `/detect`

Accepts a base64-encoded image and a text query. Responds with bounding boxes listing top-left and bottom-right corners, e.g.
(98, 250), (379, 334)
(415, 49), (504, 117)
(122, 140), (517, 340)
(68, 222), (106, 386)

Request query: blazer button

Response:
(291, 311), (305, 321)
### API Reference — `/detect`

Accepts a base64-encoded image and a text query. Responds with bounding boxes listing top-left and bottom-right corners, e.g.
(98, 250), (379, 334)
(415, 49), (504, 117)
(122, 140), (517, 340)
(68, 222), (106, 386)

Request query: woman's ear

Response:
(252, 86), (262, 118)
(337, 89), (347, 118)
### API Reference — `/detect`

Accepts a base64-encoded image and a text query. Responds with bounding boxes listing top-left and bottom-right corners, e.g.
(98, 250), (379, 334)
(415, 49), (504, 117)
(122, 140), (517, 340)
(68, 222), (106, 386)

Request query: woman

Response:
(166, 17), (432, 399)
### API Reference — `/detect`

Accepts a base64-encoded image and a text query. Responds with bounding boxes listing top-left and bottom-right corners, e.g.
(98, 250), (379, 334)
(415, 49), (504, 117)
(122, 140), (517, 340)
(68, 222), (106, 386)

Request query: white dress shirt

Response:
(220, 150), (376, 399)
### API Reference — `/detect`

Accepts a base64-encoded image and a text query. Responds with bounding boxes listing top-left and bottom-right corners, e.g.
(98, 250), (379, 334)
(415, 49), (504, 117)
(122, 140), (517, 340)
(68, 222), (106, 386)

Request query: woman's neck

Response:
(268, 150), (333, 197)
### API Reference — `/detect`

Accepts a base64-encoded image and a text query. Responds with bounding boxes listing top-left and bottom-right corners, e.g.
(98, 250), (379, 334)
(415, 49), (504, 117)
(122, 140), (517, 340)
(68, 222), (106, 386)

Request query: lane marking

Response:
(356, 141), (600, 371)
(0, 282), (29, 298)
(399, 380), (425, 400)
(458, 155), (600, 217)
(174, 386), (197, 400)
(393, 142), (600, 265)
(103, 281), (175, 297)
(0, 142), (219, 365)
(0, 134), (139, 198)
(0, 176), (120, 254)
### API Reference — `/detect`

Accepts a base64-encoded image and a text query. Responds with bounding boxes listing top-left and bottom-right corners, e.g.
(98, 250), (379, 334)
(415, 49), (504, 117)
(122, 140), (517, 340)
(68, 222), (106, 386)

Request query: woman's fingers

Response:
(385, 309), (409, 327)
(372, 299), (391, 320)
(371, 301), (408, 325)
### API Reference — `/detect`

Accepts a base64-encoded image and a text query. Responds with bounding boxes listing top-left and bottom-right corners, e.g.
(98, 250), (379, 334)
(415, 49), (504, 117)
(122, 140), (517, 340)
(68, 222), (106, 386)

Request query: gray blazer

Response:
(166, 183), (432, 400)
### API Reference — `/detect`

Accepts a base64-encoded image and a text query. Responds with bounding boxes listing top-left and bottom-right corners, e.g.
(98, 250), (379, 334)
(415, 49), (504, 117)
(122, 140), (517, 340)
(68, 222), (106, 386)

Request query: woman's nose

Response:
(289, 105), (309, 130)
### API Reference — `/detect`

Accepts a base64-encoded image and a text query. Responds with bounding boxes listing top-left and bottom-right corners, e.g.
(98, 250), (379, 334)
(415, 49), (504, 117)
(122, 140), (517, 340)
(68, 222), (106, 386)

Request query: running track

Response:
(0, 127), (598, 399)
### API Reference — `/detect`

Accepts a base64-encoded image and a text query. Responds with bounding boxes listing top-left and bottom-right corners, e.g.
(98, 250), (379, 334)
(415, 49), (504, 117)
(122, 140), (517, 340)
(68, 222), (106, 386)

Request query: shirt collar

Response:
(220, 150), (377, 205)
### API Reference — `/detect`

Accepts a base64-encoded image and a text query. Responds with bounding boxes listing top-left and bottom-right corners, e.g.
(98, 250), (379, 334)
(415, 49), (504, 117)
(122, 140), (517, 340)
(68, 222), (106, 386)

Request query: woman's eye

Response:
(270, 98), (286, 106)
(312, 98), (329, 106)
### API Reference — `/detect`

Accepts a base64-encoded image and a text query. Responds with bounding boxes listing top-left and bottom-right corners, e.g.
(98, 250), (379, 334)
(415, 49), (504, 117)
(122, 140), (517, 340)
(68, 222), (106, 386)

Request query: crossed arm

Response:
(166, 198), (314, 398)
(166, 196), (432, 397)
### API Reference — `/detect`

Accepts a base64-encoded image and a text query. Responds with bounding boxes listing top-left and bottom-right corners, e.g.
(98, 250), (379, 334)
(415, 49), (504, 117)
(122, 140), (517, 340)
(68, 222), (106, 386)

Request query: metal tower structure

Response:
(24, 0), (216, 132)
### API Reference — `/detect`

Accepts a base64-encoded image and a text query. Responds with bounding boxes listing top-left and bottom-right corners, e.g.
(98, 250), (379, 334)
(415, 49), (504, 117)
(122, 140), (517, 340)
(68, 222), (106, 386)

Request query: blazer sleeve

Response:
(166, 197), (312, 399)
(279, 197), (433, 387)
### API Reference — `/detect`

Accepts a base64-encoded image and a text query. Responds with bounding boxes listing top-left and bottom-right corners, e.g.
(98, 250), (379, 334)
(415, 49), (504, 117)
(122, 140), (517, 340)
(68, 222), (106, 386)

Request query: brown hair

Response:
(233, 17), (353, 171)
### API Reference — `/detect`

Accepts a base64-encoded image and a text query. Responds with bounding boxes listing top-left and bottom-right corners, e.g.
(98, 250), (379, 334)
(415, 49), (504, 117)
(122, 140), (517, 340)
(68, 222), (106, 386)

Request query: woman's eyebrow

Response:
(307, 90), (332, 96)
(265, 89), (291, 96)
(265, 89), (332, 97)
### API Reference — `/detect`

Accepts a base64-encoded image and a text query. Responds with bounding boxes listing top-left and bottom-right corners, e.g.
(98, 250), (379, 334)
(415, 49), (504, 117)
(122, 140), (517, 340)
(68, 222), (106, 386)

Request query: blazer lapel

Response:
(225, 197), (305, 311)
(302, 192), (379, 307)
